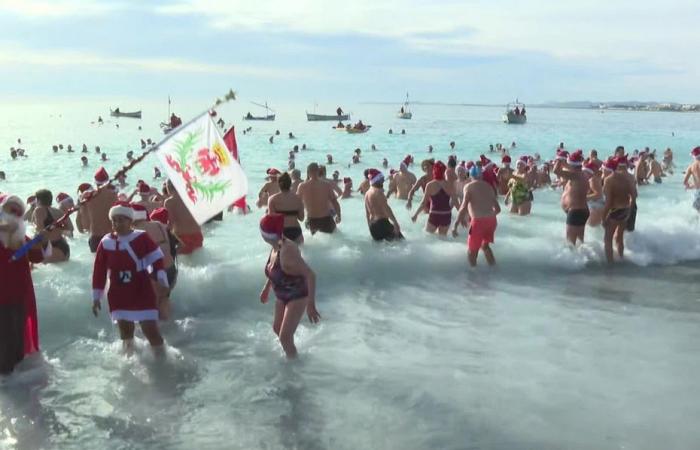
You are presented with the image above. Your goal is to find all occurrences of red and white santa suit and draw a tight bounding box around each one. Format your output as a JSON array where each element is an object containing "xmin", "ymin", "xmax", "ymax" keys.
[
  {"xmin": 0, "ymin": 194, "xmax": 45, "ymax": 373},
  {"xmin": 92, "ymin": 204, "xmax": 169, "ymax": 322}
]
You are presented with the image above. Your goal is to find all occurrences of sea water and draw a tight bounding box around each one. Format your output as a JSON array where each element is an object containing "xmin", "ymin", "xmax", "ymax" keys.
[{"xmin": 1, "ymin": 100, "xmax": 700, "ymax": 450}]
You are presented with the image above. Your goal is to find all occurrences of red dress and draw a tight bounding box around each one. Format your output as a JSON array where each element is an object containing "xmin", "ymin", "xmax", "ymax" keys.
[
  {"xmin": 92, "ymin": 230, "xmax": 168, "ymax": 322},
  {"xmin": 0, "ymin": 238, "xmax": 43, "ymax": 357}
]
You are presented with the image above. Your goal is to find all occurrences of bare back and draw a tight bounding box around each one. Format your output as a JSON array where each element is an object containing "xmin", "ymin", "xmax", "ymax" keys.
[
  {"xmin": 165, "ymin": 195, "xmax": 201, "ymax": 235},
  {"xmin": 297, "ymin": 179, "xmax": 337, "ymax": 218},
  {"xmin": 604, "ymin": 172, "xmax": 634, "ymax": 210},
  {"xmin": 365, "ymin": 187, "xmax": 391, "ymax": 221},
  {"xmin": 86, "ymin": 187, "xmax": 118, "ymax": 236}
]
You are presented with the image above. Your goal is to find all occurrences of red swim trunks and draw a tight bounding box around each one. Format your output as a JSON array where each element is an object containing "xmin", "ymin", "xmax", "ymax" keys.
[
  {"xmin": 468, "ymin": 216, "xmax": 497, "ymax": 253},
  {"xmin": 177, "ymin": 232, "xmax": 203, "ymax": 255}
]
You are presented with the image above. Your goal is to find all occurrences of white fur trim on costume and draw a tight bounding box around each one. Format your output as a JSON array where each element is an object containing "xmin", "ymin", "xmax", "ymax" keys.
[
  {"xmin": 583, "ymin": 167, "xmax": 594, "ymax": 174},
  {"xmin": 370, "ymin": 173, "xmax": 384, "ymax": 184},
  {"xmin": 156, "ymin": 270, "xmax": 169, "ymax": 288},
  {"xmin": 111, "ymin": 309, "xmax": 159, "ymax": 322},
  {"xmin": 109, "ymin": 205, "xmax": 134, "ymax": 220},
  {"xmin": 142, "ymin": 248, "xmax": 164, "ymax": 270},
  {"xmin": 260, "ymin": 230, "xmax": 280, "ymax": 241},
  {"xmin": 567, "ymin": 160, "xmax": 583, "ymax": 166},
  {"xmin": 132, "ymin": 210, "xmax": 148, "ymax": 221}
]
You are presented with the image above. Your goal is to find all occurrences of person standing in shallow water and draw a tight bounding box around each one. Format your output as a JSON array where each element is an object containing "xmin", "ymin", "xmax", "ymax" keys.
[
  {"xmin": 296, "ymin": 162, "xmax": 341, "ymax": 234},
  {"xmin": 92, "ymin": 202, "xmax": 169, "ymax": 355},
  {"xmin": 32, "ymin": 189, "xmax": 71, "ymax": 262},
  {"xmin": 554, "ymin": 150, "xmax": 590, "ymax": 245},
  {"xmin": 268, "ymin": 173, "xmax": 305, "ymax": 244},
  {"xmin": 259, "ymin": 214, "xmax": 320, "ymax": 358},
  {"xmin": 602, "ymin": 157, "xmax": 636, "ymax": 264},
  {"xmin": 452, "ymin": 165, "xmax": 500, "ymax": 267},
  {"xmin": 411, "ymin": 161, "xmax": 459, "ymax": 236},
  {"xmin": 364, "ymin": 169, "xmax": 403, "ymax": 241}
]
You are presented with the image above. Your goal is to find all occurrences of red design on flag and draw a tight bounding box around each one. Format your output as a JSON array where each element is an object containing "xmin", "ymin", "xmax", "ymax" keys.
[
  {"xmin": 223, "ymin": 127, "xmax": 247, "ymax": 212},
  {"xmin": 197, "ymin": 148, "xmax": 221, "ymax": 176}
]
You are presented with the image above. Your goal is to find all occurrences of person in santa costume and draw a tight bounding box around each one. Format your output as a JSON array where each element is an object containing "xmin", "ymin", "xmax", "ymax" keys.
[
  {"xmin": 0, "ymin": 194, "xmax": 47, "ymax": 375},
  {"xmin": 259, "ymin": 214, "xmax": 320, "ymax": 358},
  {"xmin": 91, "ymin": 202, "xmax": 169, "ymax": 355}
]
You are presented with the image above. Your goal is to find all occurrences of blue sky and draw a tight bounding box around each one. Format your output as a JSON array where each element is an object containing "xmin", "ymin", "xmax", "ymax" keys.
[{"xmin": 0, "ymin": 0, "xmax": 698, "ymax": 104}]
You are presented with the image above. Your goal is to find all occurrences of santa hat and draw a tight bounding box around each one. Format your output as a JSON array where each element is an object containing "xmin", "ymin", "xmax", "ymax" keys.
[
  {"xmin": 400, "ymin": 155, "xmax": 413, "ymax": 170},
  {"xmin": 567, "ymin": 150, "xmax": 584, "ymax": 167},
  {"xmin": 0, "ymin": 194, "xmax": 25, "ymax": 214},
  {"xmin": 26, "ymin": 195, "xmax": 36, "ymax": 206},
  {"xmin": 432, "ymin": 161, "xmax": 447, "ymax": 180},
  {"xmin": 108, "ymin": 201, "xmax": 134, "ymax": 220},
  {"xmin": 389, "ymin": 169, "xmax": 397, "ymax": 176},
  {"xmin": 149, "ymin": 207, "xmax": 169, "ymax": 225},
  {"xmin": 266, "ymin": 168, "xmax": 281, "ymax": 176},
  {"xmin": 691, "ymin": 147, "xmax": 700, "ymax": 160},
  {"xmin": 603, "ymin": 157, "xmax": 618, "ymax": 172},
  {"xmin": 138, "ymin": 183, "xmax": 151, "ymax": 195},
  {"xmin": 516, "ymin": 159, "xmax": 526, "ymax": 167},
  {"xmin": 260, "ymin": 213, "xmax": 285, "ymax": 241},
  {"xmin": 583, "ymin": 161, "xmax": 597, "ymax": 174},
  {"xmin": 556, "ymin": 150, "xmax": 569, "ymax": 161},
  {"xmin": 130, "ymin": 203, "xmax": 148, "ymax": 221},
  {"xmin": 56, "ymin": 192, "xmax": 73, "ymax": 205},
  {"xmin": 502, "ymin": 155, "xmax": 512, "ymax": 164},
  {"xmin": 94, "ymin": 167, "xmax": 109, "ymax": 186},
  {"xmin": 77, "ymin": 182, "xmax": 93, "ymax": 193},
  {"xmin": 615, "ymin": 155, "xmax": 629, "ymax": 167},
  {"xmin": 367, "ymin": 168, "xmax": 384, "ymax": 185},
  {"xmin": 480, "ymin": 155, "xmax": 494, "ymax": 169}
]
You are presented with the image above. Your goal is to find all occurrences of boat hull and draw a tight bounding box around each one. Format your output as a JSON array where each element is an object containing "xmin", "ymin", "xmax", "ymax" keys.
[
  {"xmin": 307, "ymin": 113, "xmax": 350, "ymax": 121},
  {"xmin": 397, "ymin": 112, "xmax": 412, "ymax": 119},
  {"xmin": 503, "ymin": 112, "xmax": 526, "ymax": 124},
  {"xmin": 244, "ymin": 114, "xmax": 275, "ymax": 121},
  {"xmin": 346, "ymin": 125, "xmax": 371, "ymax": 134},
  {"xmin": 110, "ymin": 110, "xmax": 142, "ymax": 119}
]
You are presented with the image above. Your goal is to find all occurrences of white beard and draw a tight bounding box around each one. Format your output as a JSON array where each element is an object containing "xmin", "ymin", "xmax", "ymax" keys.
[{"xmin": 0, "ymin": 211, "xmax": 27, "ymax": 248}]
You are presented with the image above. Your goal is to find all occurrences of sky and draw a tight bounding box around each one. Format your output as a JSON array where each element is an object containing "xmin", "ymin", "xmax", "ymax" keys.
[{"xmin": 0, "ymin": 0, "xmax": 698, "ymax": 104}]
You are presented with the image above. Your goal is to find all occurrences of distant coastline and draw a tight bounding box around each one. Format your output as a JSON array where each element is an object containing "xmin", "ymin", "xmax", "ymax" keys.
[{"xmin": 362, "ymin": 100, "xmax": 700, "ymax": 112}]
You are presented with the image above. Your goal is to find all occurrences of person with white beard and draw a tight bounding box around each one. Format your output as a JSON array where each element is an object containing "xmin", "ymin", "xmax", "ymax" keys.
[{"xmin": 0, "ymin": 194, "xmax": 48, "ymax": 375}]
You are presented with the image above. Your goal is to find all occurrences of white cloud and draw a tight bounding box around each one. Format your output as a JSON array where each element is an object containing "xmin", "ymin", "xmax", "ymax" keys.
[
  {"xmin": 0, "ymin": 44, "xmax": 317, "ymax": 79},
  {"xmin": 0, "ymin": 0, "xmax": 122, "ymax": 18},
  {"xmin": 155, "ymin": 0, "xmax": 700, "ymax": 72}
]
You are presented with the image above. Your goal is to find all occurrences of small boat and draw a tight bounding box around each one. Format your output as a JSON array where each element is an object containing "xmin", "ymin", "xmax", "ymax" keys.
[
  {"xmin": 110, "ymin": 108, "xmax": 142, "ymax": 119},
  {"xmin": 397, "ymin": 93, "xmax": 412, "ymax": 119},
  {"xmin": 346, "ymin": 125, "xmax": 371, "ymax": 134},
  {"xmin": 244, "ymin": 101, "xmax": 276, "ymax": 121},
  {"xmin": 307, "ymin": 112, "xmax": 350, "ymax": 121},
  {"xmin": 502, "ymin": 101, "xmax": 527, "ymax": 124}
]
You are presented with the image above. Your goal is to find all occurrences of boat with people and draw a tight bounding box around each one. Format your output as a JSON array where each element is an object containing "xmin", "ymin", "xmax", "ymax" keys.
[
  {"xmin": 397, "ymin": 93, "xmax": 412, "ymax": 119},
  {"xmin": 110, "ymin": 108, "xmax": 142, "ymax": 119},
  {"xmin": 346, "ymin": 121, "xmax": 371, "ymax": 134},
  {"xmin": 307, "ymin": 105, "xmax": 350, "ymax": 121},
  {"xmin": 159, "ymin": 96, "xmax": 182, "ymax": 134},
  {"xmin": 244, "ymin": 101, "xmax": 276, "ymax": 121},
  {"xmin": 503, "ymin": 101, "xmax": 527, "ymax": 124}
]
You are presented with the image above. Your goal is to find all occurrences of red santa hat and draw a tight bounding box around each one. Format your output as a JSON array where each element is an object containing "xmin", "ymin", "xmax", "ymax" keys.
[
  {"xmin": 94, "ymin": 166, "xmax": 109, "ymax": 186},
  {"xmin": 138, "ymin": 183, "xmax": 151, "ymax": 195},
  {"xmin": 691, "ymin": 146, "xmax": 700, "ymax": 160},
  {"xmin": 367, "ymin": 168, "xmax": 384, "ymax": 185},
  {"xmin": 583, "ymin": 161, "xmax": 597, "ymax": 174},
  {"xmin": 614, "ymin": 155, "xmax": 629, "ymax": 167},
  {"xmin": 149, "ymin": 207, "xmax": 169, "ymax": 225},
  {"xmin": 432, "ymin": 161, "xmax": 447, "ymax": 180},
  {"xmin": 556, "ymin": 149, "xmax": 569, "ymax": 161},
  {"xmin": 108, "ymin": 201, "xmax": 134, "ymax": 220},
  {"xmin": 480, "ymin": 155, "xmax": 494, "ymax": 169},
  {"xmin": 26, "ymin": 195, "xmax": 36, "ymax": 206},
  {"xmin": 56, "ymin": 192, "xmax": 73, "ymax": 205},
  {"xmin": 77, "ymin": 182, "xmax": 93, "ymax": 193},
  {"xmin": 502, "ymin": 155, "xmax": 512, "ymax": 164},
  {"xmin": 0, "ymin": 194, "xmax": 25, "ymax": 215},
  {"xmin": 130, "ymin": 203, "xmax": 148, "ymax": 221},
  {"xmin": 266, "ymin": 168, "xmax": 281, "ymax": 176},
  {"xmin": 603, "ymin": 157, "xmax": 618, "ymax": 172},
  {"xmin": 400, "ymin": 155, "xmax": 413, "ymax": 170},
  {"xmin": 567, "ymin": 150, "xmax": 584, "ymax": 166},
  {"xmin": 260, "ymin": 213, "xmax": 285, "ymax": 241}
]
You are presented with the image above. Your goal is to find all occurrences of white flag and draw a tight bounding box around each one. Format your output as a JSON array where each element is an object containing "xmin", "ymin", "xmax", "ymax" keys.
[{"xmin": 156, "ymin": 113, "xmax": 248, "ymax": 224}]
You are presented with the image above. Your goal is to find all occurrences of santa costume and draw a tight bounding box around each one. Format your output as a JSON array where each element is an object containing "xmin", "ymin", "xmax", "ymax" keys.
[
  {"xmin": 92, "ymin": 202, "xmax": 169, "ymax": 322},
  {"xmin": 0, "ymin": 194, "xmax": 44, "ymax": 374}
]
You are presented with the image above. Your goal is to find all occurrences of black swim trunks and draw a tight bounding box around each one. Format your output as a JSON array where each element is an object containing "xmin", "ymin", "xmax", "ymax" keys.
[
  {"xmin": 369, "ymin": 218, "xmax": 398, "ymax": 241},
  {"xmin": 89, "ymin": 234, "xmax": 103, "ymax": 253},
  {"xmin": 51, "ymin": 238, "xmax": 70, "ymax": 259},
  {"xmin": 607, "ymin": 208, "xmax": 630, "ymax": 222},
  {"xmin": 566, "ymin": 208, "xmax": 590, "ymax": 226},
  {"xmin": 308, "ymin": 216, "xmax": 336, "ymax": 234},
  {"xmin": 283, "ymin": 227, "xmax": 303, "ymax": 242}
]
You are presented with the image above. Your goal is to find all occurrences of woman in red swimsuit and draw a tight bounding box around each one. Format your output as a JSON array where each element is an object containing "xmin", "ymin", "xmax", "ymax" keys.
[
  {"xmin": 259, "ymin": 214, "xmax": 320, "ymax": 358},
  {"xmin": 411, "ymin": 161, "xmax": 459, "ymax": 235}
]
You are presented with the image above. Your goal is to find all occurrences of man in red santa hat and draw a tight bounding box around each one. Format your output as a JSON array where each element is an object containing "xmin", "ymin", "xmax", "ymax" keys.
[
  {"xmin": 0, "ymin": 194, "xmax": 47, "ymax": 374},
  {"xmin": 85, "ymin": 166, "xmax": 118, "ymax": 253},
  {"xmin": 91, "ymin": 201, "xmax": 169, "ymax": 355},
  {"xmin": 554, "ymin": 149, "xmax": 590, "ymax": 245}
]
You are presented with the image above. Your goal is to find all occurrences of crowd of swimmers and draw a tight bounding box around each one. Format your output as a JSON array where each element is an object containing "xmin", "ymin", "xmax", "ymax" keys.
[{"xmin": 2, "ymin": 123, "xmax": 700, "ymax": 370}]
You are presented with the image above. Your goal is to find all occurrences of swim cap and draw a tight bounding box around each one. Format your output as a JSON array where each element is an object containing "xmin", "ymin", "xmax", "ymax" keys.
[
  {"xmin": 432, "ymin": 161, "xmax": 447, "ymax": 180},
  {"xmin": 469, "ymin": 165, "xmax": 482, "ymax": 179}
]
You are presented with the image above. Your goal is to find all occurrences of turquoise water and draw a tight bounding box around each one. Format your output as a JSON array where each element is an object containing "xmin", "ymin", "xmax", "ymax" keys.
[{"xmin": 1, "ymin": 100, "xmax": 700, "ymax": 450}]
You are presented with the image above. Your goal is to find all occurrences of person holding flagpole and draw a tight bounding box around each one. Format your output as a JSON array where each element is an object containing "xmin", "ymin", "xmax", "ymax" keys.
[
  {"xmin": 91, "ymin": 202, "xmax": 169, "ymax": 355},
  {"xmin": 259, "ymin": 214, "xmax": 320, "ymax": 358}
]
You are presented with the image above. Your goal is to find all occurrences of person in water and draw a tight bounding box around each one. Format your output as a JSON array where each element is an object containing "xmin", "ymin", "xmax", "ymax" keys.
[
  {"xmin": 85, "ymin": 167, "xmax": 118, "ymax": 253},
  {"xmin": 505, "ymin": 160, "xmax": 532, "ymax": 215},
  {"xmin": 257, "ymin": 168, "xmax": 282, "ymax": 208},
  {"xmin": 683, "ymin": 147, "xmax": 700, "ymax": 212},
  {"xmin": 646, "ymin": 153, "xmax": 663, "ymax": 183},
  {"xmin": 602, "ymin": 157, "xmax": 636, "ymax": 264},
  {"xmin": 32, "ymin": 189, "xmax": 71, "ymax": 262},
  {"xmin": 453, "ymin": 165, "xmax": 500, "ymax": 267},
  {"xmin": 268, "ymin": 173, "xmax": 305, "ymax": 244},
  {"xmin": 411, "ymin": 161, "xmax": 459, "ymax": 236},
  {"xmin": 554, "ymin": 150, "xmax": 590, "ymax": 245},
  {"xmin": 296, "ymin": 163, "xmax": 341, "ymax": 235},
  {"xmin": 387, "ymin": 156, "xmax": 417, "ymax": 200},
  {"xmin": 497, "ymin": 155, "xmax": 513, "ymax": 195},
  {"xmin": 259, "ymin": 214, "xmax": 319, "ymax": 359},
  {"xmin": 164, "ymin": 179, "xmax": 203, "ymax": 255},
  {"xmin": 585, "ymin": 161, "xmax": 605, "ymax": 227},
  {"xmin": 91, "ymin": 202, "xmax": 169, "ymax": 356},
  {"xmin": 341, "ymin": 177, "xmax": 353, "ymax": 199},
  {"xmin": 364, "ymin": 169, "xmax": 403, "ymax": 241},
  {"xmin": 406, "ymin": 158, "xmax": 435, "ymax": 210}
]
